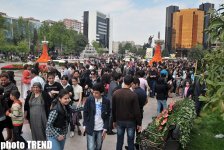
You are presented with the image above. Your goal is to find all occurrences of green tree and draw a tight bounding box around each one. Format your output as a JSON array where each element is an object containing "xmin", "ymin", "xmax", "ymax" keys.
[
  {"xmin": 74, "ymin": 34, "xmax": 88, "ymax": 55},
  {"xmin": 136, "ymin": 47, "xmax": 146, "ymax": 57},
  {"xmin": 92, "ymin": 41, "xmax": 104, "ymax": 54},
  {"xmin": 188, "ymin": 44, "xmax": 206, "ymax": 61},
  {"xmin": 162, "ymin": 48, "xmax": 169, "ymax": 57},
  {"xmin": 205, "ymin": 4, "xmax": 224, "ymax": 44},
  {"xmin": 17, "ymin": 40, "xmax": 29, "ymax": 53},
  {"xmin": 0, "ymin": 15, "xmax": 6, "ymax": 49},
  {"xmin": 199, "ymin": 4, "xmax": 224, "ymax": 119},
  {"xmin": 118, "ymin": 43, "xmax": 125, "ymax": 57}
]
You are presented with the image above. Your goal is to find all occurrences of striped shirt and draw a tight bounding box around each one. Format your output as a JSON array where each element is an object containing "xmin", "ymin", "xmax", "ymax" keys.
[{"xmin": 8, "ymin": 101, "xmax": 23, "ymax": 126}]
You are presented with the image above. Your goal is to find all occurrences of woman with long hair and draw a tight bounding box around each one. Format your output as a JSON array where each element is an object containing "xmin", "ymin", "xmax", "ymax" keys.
[{"xmin": 46, "ymin": 89, "xmax": 71, "ymax": 150}]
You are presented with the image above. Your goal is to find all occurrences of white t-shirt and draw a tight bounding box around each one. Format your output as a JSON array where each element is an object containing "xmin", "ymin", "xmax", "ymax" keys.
[
  {"xmin": 30, "ymin": 76, "xmax": 45, "ymax": 90},
  {"xmin": 139, "ymin": 77, "xmax": 148, "ymax": 91},
  {"xmin": 72, "ymin": 84, "xmax": 83, "ymax": 100},
  {"xmin": 94, "ymin": 98, "xmax": 104, "ymax": 131}
]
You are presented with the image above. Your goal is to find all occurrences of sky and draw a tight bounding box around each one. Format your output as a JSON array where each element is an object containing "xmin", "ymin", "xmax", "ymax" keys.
[{"xmin": 0, "ymin": 0, "xmax": 223, "ymax": 45}]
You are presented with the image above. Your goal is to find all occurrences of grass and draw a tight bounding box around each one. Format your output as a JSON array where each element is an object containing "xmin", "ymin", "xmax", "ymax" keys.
[{"xmin": 187, "ymin": 110, "xmax": 224, "ymax": 150}]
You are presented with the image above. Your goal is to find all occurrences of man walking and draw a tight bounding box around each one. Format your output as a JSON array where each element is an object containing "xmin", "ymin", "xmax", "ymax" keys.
[{"xmin": 112, "ymin": 75, "xmax": 141, "ymax": 150}]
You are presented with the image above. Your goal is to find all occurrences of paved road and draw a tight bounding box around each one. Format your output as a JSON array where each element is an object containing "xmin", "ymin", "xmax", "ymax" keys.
[{"xmin": 1, "ymin": 62, "xmax": 180, "ymax": 150}]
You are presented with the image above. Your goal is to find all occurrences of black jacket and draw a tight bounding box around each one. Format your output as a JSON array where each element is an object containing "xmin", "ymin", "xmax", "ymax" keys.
[
  {"xmin": 51, "ymin": 101, "xmax": 69, "ymax": 129},
  {"xmin": 83, "ymin": 96, "xmax": 110, "ymax": 135},
  {"xmin": 155, "ymin": 83, "xmax": 168, "ymax": 100},
  {"xmin": 24, "ymin": 91, "xmax": 51, "ymax": 121}
]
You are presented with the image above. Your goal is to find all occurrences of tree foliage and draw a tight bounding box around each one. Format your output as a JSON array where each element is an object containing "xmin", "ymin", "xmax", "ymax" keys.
[
  {"xmin": 200, "ymin": 4, "xmax": 224, "ymax": 119},
  {"xmin": 92, "ymin": 41, "xmax": 104, "ymax": 54},
  {"xmin": 205, "ymin": 4, "xmax": 224, "ymax": 44},
  {"xmin": 38, "ymin": 22, "xmax": 87, "ymax": 55}
]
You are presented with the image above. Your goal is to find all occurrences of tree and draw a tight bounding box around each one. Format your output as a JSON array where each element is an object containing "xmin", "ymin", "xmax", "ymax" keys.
[
  {"xmin": 92, "ymin": 41, "xmax": 104, "ymax": 54},
  {"xmin": 136, "ymin": 47, "xmax": 146, "ymax": 57},
  {"xmin": 162, "ymin": 48, "xmax": 169, "ymax": 57},
  {"xmin": 17, "ymin": 40, "xmax": 29, "ymax": 53},
  {"xmin": 199, "ymin": 4, "xmax": 224, "ymax": 119},
  {"xmin": 74, "ymin": 34, "xmax": 88, "ymax": 55},
  {"xmin": 188, "ymin": 44, "xmax": 206, "ymax": 61},
  {"xmin": 0, "ymin": 15, "xmax": 6, "ymax": 49},
  {"xmin": 118, "ymin": 43, "xmax": 125, "ymax": 57},
  {"xmin": 205, "ymin": 4, "xmax": 224, "ymax": 44}
]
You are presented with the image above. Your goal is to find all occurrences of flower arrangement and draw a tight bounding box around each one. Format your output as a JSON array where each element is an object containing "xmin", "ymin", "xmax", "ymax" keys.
[
  {"xmin": 138, "ymin": 100, "xmax": 196, "ymax": 149},
  {"xmin": 1, "ymin": 64, "xmax": 24, "ymax": 70}
]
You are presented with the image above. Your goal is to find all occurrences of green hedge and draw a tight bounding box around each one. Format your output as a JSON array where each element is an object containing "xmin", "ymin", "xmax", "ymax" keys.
[{"xmin": 138, "ymin": 99, "xmax": 196, "ymax": 149}]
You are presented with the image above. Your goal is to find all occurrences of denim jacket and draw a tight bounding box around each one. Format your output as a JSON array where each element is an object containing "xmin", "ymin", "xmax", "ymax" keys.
[{"xmin": 83, "ymin": 95, "xmax": 110, "ymax": 135}]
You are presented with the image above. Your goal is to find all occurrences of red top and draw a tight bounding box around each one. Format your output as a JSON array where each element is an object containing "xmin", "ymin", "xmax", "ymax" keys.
[{"xmin": 22, "ymin": 70, "xmax": 31, "ymax": 84}]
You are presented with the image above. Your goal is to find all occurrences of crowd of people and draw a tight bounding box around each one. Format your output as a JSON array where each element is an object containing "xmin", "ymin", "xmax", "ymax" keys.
[{"xmin": 0, "ymin": 58, "xmax": 205, "ymax": 150}]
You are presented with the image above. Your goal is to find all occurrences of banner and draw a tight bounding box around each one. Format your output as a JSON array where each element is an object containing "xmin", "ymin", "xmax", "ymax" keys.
[{"xmin": 145, "ymin": 48, "xmax": 153, "ymax": 59}]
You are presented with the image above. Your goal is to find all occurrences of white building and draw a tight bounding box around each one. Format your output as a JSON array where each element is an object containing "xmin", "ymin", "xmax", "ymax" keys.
[{"xmin": 83, "ymin": 11, "xmax": 112, "ymax": 53}]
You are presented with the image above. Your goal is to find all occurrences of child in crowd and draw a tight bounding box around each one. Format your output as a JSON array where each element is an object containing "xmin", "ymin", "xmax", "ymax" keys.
[
  {"xmin": 44, "ymin": 72, "xmax": 63, "ymax": 102},
  {"xmin": 183, "ymin": 80, "xmax": 193, "ymax": 98},
  {"xmin": 70, "ymin": 77, "xmax": 83, "ymax": 137},
  {"xmin": 61, "ymin": 75, "xmax": 74, "ymax": 100},
  {"xmin": 6, "ymin": 90, "xmax": 28, "ymax": 148}
]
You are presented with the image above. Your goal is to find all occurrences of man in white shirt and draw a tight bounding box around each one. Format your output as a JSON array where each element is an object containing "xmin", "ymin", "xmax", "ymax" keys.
[{"xmin": 83, "ymin": 83, "xmax": 110, "ymax": 150}]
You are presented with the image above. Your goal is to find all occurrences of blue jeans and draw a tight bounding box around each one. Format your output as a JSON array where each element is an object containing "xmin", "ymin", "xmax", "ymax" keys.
[
  {"xmin": 116, "ymin": 121, "xmax": 136, "ymax": 150},
  {"xmin": 150, "ymin": 80, "xmax": 156, "ymax": 97},
  {"xmin": 87, "ymin": 130, "xmax": 103, "ymax": 150},
  {"xmin": 157, "ymin": 100, "xmax": 167, "ymax": 114},
  {"xmin": 48, "ymin": 137, "xmax": 66, "ymax": 150}
]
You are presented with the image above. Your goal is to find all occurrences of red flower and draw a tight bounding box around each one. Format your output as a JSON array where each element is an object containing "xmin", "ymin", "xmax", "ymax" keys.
[
  {"xmin": 162, "ymin": 109, "xmax": 168, "ymax": 115},
  {"xmin": 169, "ymin": 102, "xmax": 174, "ymax": 112},
  {"xmin": 161, "ymin": 118, "xmax": 168, "ymax": 125},
  {"xmin": 158, "ymin": 126, "xmax": 163, "ymax": 130},
  {"xmin": 163, "ymin": 113, "xmax": 168, "ymax": 118}
]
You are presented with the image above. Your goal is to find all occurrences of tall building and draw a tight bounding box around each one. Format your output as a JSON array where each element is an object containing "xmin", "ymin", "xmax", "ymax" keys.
[
  {"xmin": 83, "ymin": 11, "xmax": 111, "ymax": 53},
  {"xmin": 172, "ymin": 9, "xmax": 204, "ymax": 56},
  {"xmin": 199, "ymin": 3, "xmax": 214, "ymax": 48},
  {"xmin": 63, "ymin": 19, "xmax": 82, "ymax": 33},
  {"xmin": 165, "ymin": 3, "xmax": 214, "ymax": 57},
  {"xmin": 165, "ymin": 6, "xmax": 179, "ymax": 54},
  {"xmin": 24, "ymin": 17, "xmax": 42, "ymax": 29},
  {"xmin": 42, "ymin": 19, "xmax": 56, "ymax": 26},
  {"xmin": 0, "ymin": 12, "xmax": 42, "ymax": 39}
]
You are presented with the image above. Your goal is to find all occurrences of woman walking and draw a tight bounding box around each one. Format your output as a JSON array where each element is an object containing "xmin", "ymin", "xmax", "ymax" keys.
[
  {"xmin": 46, "ymin": 89, "xmax": 71, "ymax": 150},
  {"xmin": 24, "ymin": 82, "xmax": 51, "ymax": 141}
]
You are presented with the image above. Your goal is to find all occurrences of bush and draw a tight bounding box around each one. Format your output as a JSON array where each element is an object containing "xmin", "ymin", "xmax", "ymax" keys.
[{"xmin": 138, "ymin": 100, "xmax": 196, "ymax": 149}]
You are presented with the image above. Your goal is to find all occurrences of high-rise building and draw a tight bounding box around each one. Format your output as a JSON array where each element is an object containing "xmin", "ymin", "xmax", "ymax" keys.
[
  {"xmin": 83, "ymin": 11, "xmax": 111, "ymax": 53},
  {"xmin": 0, "ymin": 12, "xmax": 42, "ymax": 39},
  {"xmin": 24, "ymin": 17, "xmax": 42, "ymax": 29},
  {"xmin": 199, "ymin": 3, "xmax": 214, "ymax": 48},
  {"xmin": 165, "ymin": 6, "xmax": 179, "ymax": 54},
  {"xmin": 172, "ymin": 9, "xmax": 204, "ymax": 56},
  {"xmin": 63, "ymin": 19, "xmax": 82, "ymax": 33},
  {"xmin": 165, "ymin": 3, "xmax": 214, "ymax": 56}
]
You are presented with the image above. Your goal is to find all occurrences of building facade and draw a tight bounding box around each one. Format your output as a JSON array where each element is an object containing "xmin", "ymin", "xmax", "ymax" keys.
[
  {"xmin": 0, "ymin": 12, "xmax": 42, "ymax": 39},
  {"xmin": 199, "ymin": 3, "xmax": 214, "ymax": 48},
  {"xmin": 165, "ymin": 3, "xmax": 214, "ymax": 56},
  {"xmin": 83, "ymin": 11, "xmax": 112, "ymax": 53},
  {"xmin": 63, "ymin": 19, "xmax": 81, "ymax": 33},
  {"xmin": 165, "ymin": 6, "xmax": 179, "ymax": 54},
  {"xmin": 172, "ymin": 9, "xmax": 204, "ymax": 50}
]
